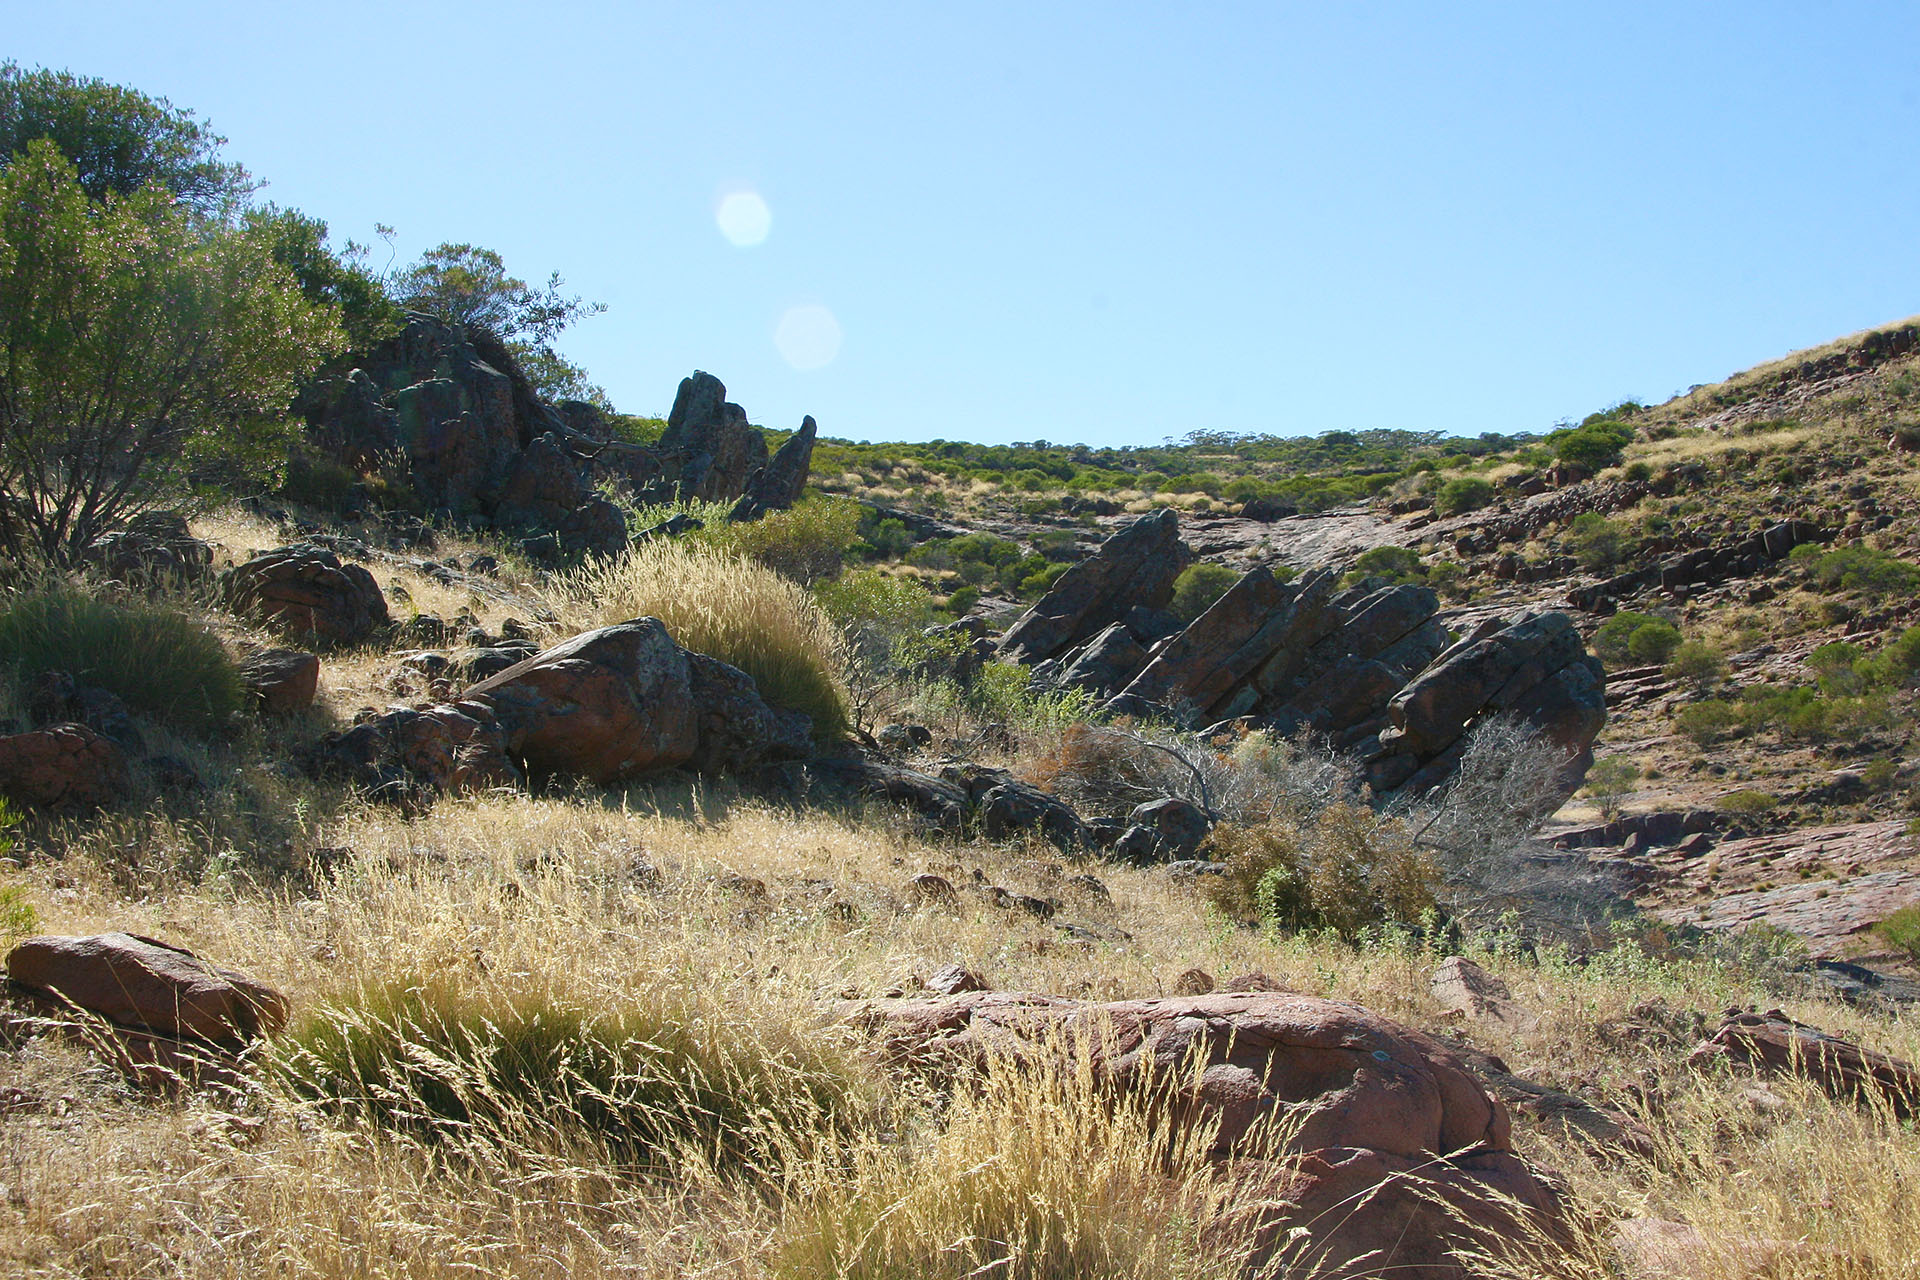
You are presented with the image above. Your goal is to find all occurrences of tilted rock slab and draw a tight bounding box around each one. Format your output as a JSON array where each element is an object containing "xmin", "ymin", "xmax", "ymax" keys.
[
  {"xmin": 999, "ymin": 509, "xmax": 1190, "ymax": 663},
  {"xmin": 844, "ymin": 989, "xmax": 1571, "ymax": 1279}
]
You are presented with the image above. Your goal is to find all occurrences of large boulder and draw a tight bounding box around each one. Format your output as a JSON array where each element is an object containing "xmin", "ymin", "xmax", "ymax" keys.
[
  {"xmin": 847, "ymin": 989, "xmax": 1570, "ymax": 1278},
  {"xmin": 0, "ymin": 723, "xmax": 130, "ymax": 810},
  {"xmin": 1115, "ymin": 567, "xmax": 1340, "ymax": 717},
  {"xmin": 1000, "ymin": 510, "xmax": 1191, "ymax": 663},
  {"xmin": 7, "ymin": 932, "xmax": 288, "ymax": 1047},
  {"xmin": 658, "ymin": 371, "xmax": 770, "ymax": 502},
  {"xmin": 223, "ymin": 544, "xmax": 390, "ymax": 648},
  {"xmin": 309, "ymin": 700, "xmax": 519, "ymax": 802}
]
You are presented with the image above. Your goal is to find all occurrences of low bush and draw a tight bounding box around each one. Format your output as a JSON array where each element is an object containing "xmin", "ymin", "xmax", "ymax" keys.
[
  {"xmin": 1434, "ymin": 475, "xmax": 1495, "ymax": 516},
  {"xmin": 1203, "ymin": 805, "xmax": 1438, "ymax": 943},
  {"xmin": 1626, "ymin": 618, "xmax": 1682, "ymax": 665},
  {"xmin": 277, "ymin": 978, "xmax": 866, "ymax": 1167},
  {"xmin": 1716, "ymin": 789, "xmax": 1779, "ymax": 817},
  {"xmin": 1790, "ymin": 543, "xmax": 1920, "ymax": 594},
  {"xmin": 1593, "ymin": 610, "xmax": 1678, "ymax": 666},
  {"xmin": 1168, "ymin": 562, "xmax": 1239, "ymax": 622},
  {"xmin": 0, "ymin": 585, "xmax": 243, "ymax": 731},
  {"xmin": 1341, "ymin": 545, "xmax": 1425, "ymax": 590},
  {"xmin": 557, "ymin": 541, "xmax": 850, "ymax": 740},
  {"xmin": 1664, "ymin": 640, "xmax": 1726, "ymax": 690},
  {"xmin": 1674, "ymin": 699, "xmax": 1741, "ymax": 745},
  {"xmin": 1875, "ymin": 904, "xmax": 1920, "ymax": 964},
  {"xmin": 700, "ymin": 496, "xmax": 863, "ymax": 585}
]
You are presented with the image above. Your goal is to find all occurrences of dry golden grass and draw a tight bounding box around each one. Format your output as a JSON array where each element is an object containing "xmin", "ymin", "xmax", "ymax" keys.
[{"xmin": 6, "ymin": 774, "xmax": 1920, "ymax": 1277}]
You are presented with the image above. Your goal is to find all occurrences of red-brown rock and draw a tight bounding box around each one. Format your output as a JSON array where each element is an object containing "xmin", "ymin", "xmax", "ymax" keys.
[
  {"xmin": 846, "ymin": 990, "xmax": 1570, "ymax": 1278},
  {"xmin": 239, "ymin": 648, "xmax": 320, "ymax": 715},
  {"xmin": 7, "ymin": 932, "xmax": 288, "ymax": 1047},
  {"xmin": 224, "ymin": 544, "xmax": 390, "ymax": 647},
  {"xmin": 0, "ymin": 723, "xmax": 130, "ymax": 810},
  {"xmin": 1690, "ymin": 1009, "xmax": 1920, "ymax": 1116}
]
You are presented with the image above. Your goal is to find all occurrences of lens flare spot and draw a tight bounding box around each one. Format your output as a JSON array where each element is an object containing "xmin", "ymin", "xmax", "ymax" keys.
[
  {"xmin": 715, "ymin": 190, "xmax": 771, "ymax": 247},
  {"xmin": 775, "ymin": 305, "xmax": 842, "ymax": 371}
]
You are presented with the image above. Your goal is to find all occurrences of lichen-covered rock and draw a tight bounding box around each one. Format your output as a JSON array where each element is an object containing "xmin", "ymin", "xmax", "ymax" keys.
[
  {"xmin": 239, "ymin": 648, "xmax": 320, "ymax": 715},
  {"xmin": 728, "ymin": 414, "xmax": 818, "ymax": 521},
  {"xmin": 658, "ymin": 371, "xmax": 770, "ymax": 502}
]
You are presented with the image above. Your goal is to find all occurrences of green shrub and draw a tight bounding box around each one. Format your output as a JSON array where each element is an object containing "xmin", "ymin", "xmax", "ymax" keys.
[
  {"xmin": 1342, "ymin": 545, "xmax": 1425, "ymax": 589},
  {"xmin": 0, "ymin": 586, "xmax": 243, "ymax": 731},
  {"xmin": 969, "ymin": 661, "xmax": 1097, "ymax": 737},
  {"xmin": 1664, "ymin": 640, "xmax": 1726, "ymax": 690},
  {"xmin": 1203, "ymin": 806, "xmax": 1438, "ymax": 944},
  {"xmin": 1552, "ymin": 424, "xmax": 1632, "ymax": 471},
  {"xmin": 1875, "ymin": 904, "xmax": 1920, "ymax": 964},
  {"xmin": 1168, "ymin": 562, "xmax": 1240, "ymax": 622},
  {"xmin": 1626, "ymin": 619, "xmax": 1682, "ymax": 665},
  {"xmin": 699, "ymin": 497, "xmax": 863, "ymax": 585},
  {"xmin": 1791, "ymin": 543, "xmax": 1920, "ymax": 594},
  {"xmin": 277, "ymin": 978, "xmax": 866, "ymax": 1166},
  {"xmin": 1582, "ymin": 757, "xmax": 1640, "ymax": 820},
  {"xmin": 1808, "ymin": 641, "xmax": 1867, "ymax": 696},
  {"xmin": 1716, "ymin": 789, "xmax": 1779, "ymax": 817},
  {"xmin": 944, "ymin": 585, "xmax": 980, "ymax": 616},
  {"xmin": 1593, "ymin": 611, "xmax": 1672, "ymax": 665},
  {"xmin": 1434, "ymin": 476, "xmax": 1495, "ymax": 516},
  {"xmin": 1568, "ymin": 513, "xmax": 1628, "ymax": 572},
  {"xmin": 1674, "ymin": 699, "xmax": 1740, "ymax": 746},
  {"xmin": 1860, "ymin": 626, "xmax": 1920, "ymax": 688}
]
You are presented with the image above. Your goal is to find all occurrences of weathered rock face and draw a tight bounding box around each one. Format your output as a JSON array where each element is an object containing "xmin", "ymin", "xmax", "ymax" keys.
[
  {"xmin": 223, "ymin": 544, "xmax": 391, "ymax": 648},
  {"xmin": 492, "ymin": 433, "xmax": 628, "ymax": 560},
  {"xmin": 82, "ymin": 512, "xmax": 214, "ymax": 585},
  {"xmin": 0, "ymin": 723, "xmax": 130, "ymax": 810},
  {"xmin": 7, "ymin": 932, "xmax": 288, "ymax": 1047},
  {"xmin": 239, "ymin": 648, "xmax": 320, "ymax": 715},
  {"xmin": 729, "ymin": 415, "xmax": 819, "ymax": 521},
  {"xmin": 1691, "ymin": 1009, "xmax": 1920, "ymax": 1117},
  {"xmin": 846, "ymin": 989, "xmax": 1570, "ymax": 1279},
  {"xmin": 1058, "ymin": 553, "xmax": 1605, "ymax": 803},
  {"xmin": 658, "ymin": 371, "xmax": 770, "ymax": 502},
  {"xmin": 312, "ymin": 619, "xmax": 811, "ymax": 799},
  {"xmin": 1000, "ymin": 510, "xmax": 1191, "ymax": 663}
]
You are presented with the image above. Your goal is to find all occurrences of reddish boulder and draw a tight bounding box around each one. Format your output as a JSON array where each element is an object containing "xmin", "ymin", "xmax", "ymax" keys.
[
  {"xmin": 0, "ymin": 723, "xmax": 129, "ymax": 810},
  {"xmin": 310, "ymin": 700, "xmax": 519, "ymax": 803},
  {"xmin": 847, "ymin": 990, "xmax": 1570, "ymax": 1278},
  {"xmin": 224, "ymin": 544, "xmax": 390, "ymax": 647},
  {"xmin": 1690, "ymin": 1009, "xmax": 1920, "ymax": 1116},
  {"xmin": 7, "ymin": 932, "xmax": 287, "ymax": 1046},
  {"xmin": 239, "ymin": 648, "xmax": 320, "ymax": 715}
]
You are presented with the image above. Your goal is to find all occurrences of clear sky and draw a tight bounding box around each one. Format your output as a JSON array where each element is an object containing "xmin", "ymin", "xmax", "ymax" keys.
[{"xmin": 13, "ymin": 3, "xmax": 1920, "ymax": 446}]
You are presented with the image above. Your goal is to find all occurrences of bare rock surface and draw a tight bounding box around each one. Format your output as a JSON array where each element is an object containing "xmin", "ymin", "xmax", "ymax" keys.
[
  {"xmin": 844, "ymin": 989, "xmax": 1570, "ymax": 1278},
  {"xmin": 223, "ymin": 544, "xmax": 390, "ymax": 647},
  {"xmin": 7, "ymin": 932, "xmax": 287, "ymax": 1047},
  {"xmin": 1690, "ymin": 1008, "xmax": 1920, "ymax": 1116},
  {"xmin": 239, "ymin": 648, "xmax": 320, "ymax": 715},
  {"xmin": 1000, "ymin": 509, "xmax": 1190, "ymax": 663}
]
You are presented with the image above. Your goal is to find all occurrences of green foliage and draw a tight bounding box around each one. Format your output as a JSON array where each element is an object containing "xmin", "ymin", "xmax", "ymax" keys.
[
  {"xmin": 1859, "ymin": 626, "xmax": 1920, "ymax": 688},
  {"xmin": 1568, "ymin": 512, "xmax": 1629, "ymax": 572},
  {"xmin": 0, "ymin": 586, "xmax": 244, "ymax": 731},
  {"xmin": 1593, "ymin": 611, "xmax": 1672, "ymax": 666},
  {"xmin": 1674, "ymin": 699, "xmax": 1741, "ymax": 746},
  {"xmin": 511, "ymin": 341, "xmax": 611, "ymax": 410},
  {"xmin": 1664, "ymin": 640, "xmax": 1727, "ymax": 691},
  {"xmin": 1203, "ymin": 807, "xmax": 1439, "ymax": 944},
  {"xmin": 1874, "ymin": 904, "xmax": 1920, "ymax": 964},
  {"xmin": 0, "ymin": 61, "xmax": 252, "ymax": 214},
  {"xmin": 813, "ymin": 570, "xmax": 936, "ymax": 633},
  {"xmin": 697, "ymin": 497, "xmax": 863, "ymax": 586},
  {"xmin": 608, "ymin": 415, "xmax": 669, "ymax": 446},
  {"xmin": 1550, "ymin": 418, "xmax": 1633, "ymax": 471},
  {"xmin": 968, "ymin": 662, "xmax": 1097, "ymax": 736},
  {"xmin": 392, "ymin": 242, "xmax": 605, "ymax": 346},
  {"xmin": 1583, "ymin": 756, "xmax": 1640, "ymax": 820},
  {"xmin": 247, "ymin": 205, "xmax": 400, "ymax": 349},
  {"xmin": 1682, "ymin": 682, "xmax": 1893, "ymax": 746},
  {"xmin": 1341, "ymin": 545, "xmax": 1426, "ymax": 590},
  {"xmin": 0, "ymin": 139, "xmax": 342, "ymax": 564},
  {"xmin": 1790, "ymin": 543, "xmax": 1920, "ymax": 594},
  {"xmin": 1716, "ymin": 789, "xmax": 1779, "ymax": 817},
  {"xmin": 277, "ymin": 979, "xmax": 865, "ymax": 1166},
  {"xmin": 1625, "ymin": 618, "xmax": 1682, "ymax": 665},
  {"xmin": 1169, "ymin": 562, "xmax": 1239, "ymax": 622},
  {"xmin": 1433, "ymin": 475, "xmax": 1495, "ymax": 516}
]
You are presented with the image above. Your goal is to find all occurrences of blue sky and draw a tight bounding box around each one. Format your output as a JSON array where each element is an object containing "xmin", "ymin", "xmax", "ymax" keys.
[{"xmin": 14, "ymin": 3, "xmax": 1920, "ymax": 446}]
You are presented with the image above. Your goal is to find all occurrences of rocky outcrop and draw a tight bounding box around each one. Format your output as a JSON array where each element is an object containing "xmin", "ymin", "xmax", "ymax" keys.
[
  {"xmin": 223, "ymin": 544, "xmax": 391, "ymax": 648},
  {"xmin": 845, "ymin": 989, "xmax": 1570, "ymax": 1278},
  {"xmin": 1569, "ymin": 519, "xmax": 1828, "ymax": 611},
  {"xmin": 310, "ymin": 618, "xmax": 812, "ymax": 799},
  {"xmin": 239, "ymin": 648, "xmax": 320, "ymax": 715},
  {"xmin": 1691, "ymin": 1009, "xmax": 1920, "ymax": 1116},
  {"xmin": 299, "ymin": 323, "xmax": 810, "ymax": 555},
  {"xmin": 729, "ymin": 415, "xmax": 819, "ymax": 521},
  {"xmin": 657, "ymin": 371, "xmax": 770, "ymax": 502},
  {"xmin": 1000, "ymin": 510, "xmax": 1190, "ymax": 663},
  {"xmin": 0, "ymin": 723, "xmax": 130, "ymax": 810},
  {"xmin": 1058, "ymin": 553, "xmax": 1605, "ymax": 803},
  {"xmin": 7, "ymin": 932, "xmax": 288, "ymax": 1048}
]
